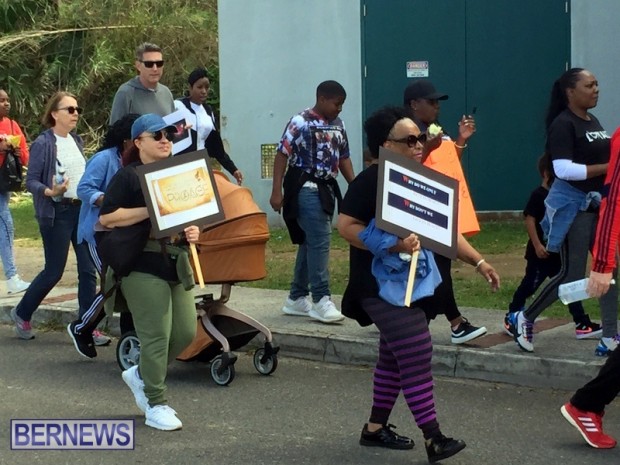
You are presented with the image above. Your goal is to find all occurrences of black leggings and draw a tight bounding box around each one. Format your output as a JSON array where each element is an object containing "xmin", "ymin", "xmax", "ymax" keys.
[{"xmin": 523, "ymin": 212, "xmax": 618, "ymax": 337}]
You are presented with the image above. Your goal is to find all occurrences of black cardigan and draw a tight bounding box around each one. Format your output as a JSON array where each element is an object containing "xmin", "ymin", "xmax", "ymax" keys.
[{"xmin": 177, "ymin": 97, "xmax": 238, "ymax": 175}]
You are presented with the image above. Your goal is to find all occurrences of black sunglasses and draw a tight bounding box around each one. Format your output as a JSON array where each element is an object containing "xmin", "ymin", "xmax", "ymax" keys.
[
  {"xmin": 387, "ymin": 133, "xmax": 427, "ymax": 147},
  {"xmin": 57, "ymin": 106, "xmax": 83, "ymax": 115},
  {"xmin": 139, "ymin": 130, "xmax": 175, "ymax": 142},
  {"xmin": 141, "ymin": 60, "xmax": 165, "ymax": 68}
]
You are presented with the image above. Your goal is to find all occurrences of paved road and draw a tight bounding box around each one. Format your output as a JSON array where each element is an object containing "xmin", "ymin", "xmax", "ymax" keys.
[{"xmin": 1, "ymin": 325, "xmax": 619, "ymax": 465}]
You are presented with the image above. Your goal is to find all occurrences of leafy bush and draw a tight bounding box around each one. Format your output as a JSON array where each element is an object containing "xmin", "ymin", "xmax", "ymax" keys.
[{"xmin": 0, "ymin": 0, "xmax": 219, "ymax": 155}]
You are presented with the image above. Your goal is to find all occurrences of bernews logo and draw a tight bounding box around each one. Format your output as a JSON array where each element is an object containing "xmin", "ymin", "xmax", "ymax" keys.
[{"xmin": 11, "ymin": 419, "xmax": 134, "ymax": 450}]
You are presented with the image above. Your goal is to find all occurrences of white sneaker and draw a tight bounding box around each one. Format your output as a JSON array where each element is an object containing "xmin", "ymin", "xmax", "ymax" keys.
[
  {"xmin": 282, "ymin": 296, "xmax": 311, "ymax": 316},
  {"xmin": 7, "ymin": 274, "xmax": 30, "ymax": 294},
  {"xmin": 92, "ymin": 329, "xmax": 112, "ymax": 346},
  {"xmin": 145, "ymin": 404, "xmax": 183, "ymax": 431},
  {"xmin": 122, "ymin": 365, "xmax": 148, "ymax": 413},
  {"xmin": 308, "ymin": 296, "xmax": 344, "ymax": 324}
]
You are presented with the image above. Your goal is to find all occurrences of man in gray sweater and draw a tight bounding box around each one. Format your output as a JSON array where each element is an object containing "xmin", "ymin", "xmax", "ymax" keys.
[{"xmin": 109, "ymin": 42, "xmax": 175, "ymax": 124}]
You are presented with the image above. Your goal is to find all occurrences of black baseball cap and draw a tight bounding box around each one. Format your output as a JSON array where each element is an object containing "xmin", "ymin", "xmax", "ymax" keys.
[{"xmin": 403, "ymin": 80, "xmax": 449, "ymax": 105}]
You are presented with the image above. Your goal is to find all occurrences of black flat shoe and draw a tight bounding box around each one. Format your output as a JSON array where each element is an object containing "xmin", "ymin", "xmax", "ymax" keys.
[
  {"xmin": 425, "ymin": 433, "xmax": 466, "ymax": 463},
  {"xmin": 359, "ymin": 423, "xmax": 414, "ymax": 450}
]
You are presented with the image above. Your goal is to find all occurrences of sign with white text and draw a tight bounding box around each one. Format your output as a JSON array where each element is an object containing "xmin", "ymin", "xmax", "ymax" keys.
[{"xmin": 376, "ymin": 147, "xmax": 458, "ymax": 259}]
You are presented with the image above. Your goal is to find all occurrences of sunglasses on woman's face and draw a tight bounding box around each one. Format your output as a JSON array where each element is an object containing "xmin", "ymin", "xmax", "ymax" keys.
[
  {"xmin": 57, "ymin": 106, "xmax": 83, "ymax": 115},
  {"xmin": 140, "ymin": 130, "xmax": 175, "ymax": 142},
  {"xmin": 387, "ymin": 133, "xmax": 427, "ymax": 147}
]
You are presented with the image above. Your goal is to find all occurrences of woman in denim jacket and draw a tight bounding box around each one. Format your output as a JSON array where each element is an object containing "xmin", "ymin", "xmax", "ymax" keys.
[{"xmin": 511, "ymin": 68, "xmax": 617, "ymax": 355}]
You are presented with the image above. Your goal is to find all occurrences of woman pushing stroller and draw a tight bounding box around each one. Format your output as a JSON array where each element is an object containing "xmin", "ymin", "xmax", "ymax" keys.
[{"xmin": 100, "ymin": 114, "xmax": 200, "ymax": 431}]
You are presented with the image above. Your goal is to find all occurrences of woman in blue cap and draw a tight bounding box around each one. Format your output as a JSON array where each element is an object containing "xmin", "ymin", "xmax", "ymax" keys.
[{"xmin": 100, "ymin": 113, "xmax": 201, "ymax": 431}]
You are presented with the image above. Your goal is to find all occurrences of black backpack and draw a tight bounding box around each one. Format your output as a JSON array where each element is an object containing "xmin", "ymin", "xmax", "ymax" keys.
[
  {"xmin": 0, "ymin": 149, "xmax": 24, "ymax": 193},
  {"xmin": 94, "ymin": 220, "xmax": 151, "ymax": 278},
  {"xmin": 0, "ymin": 121, "xmax": 24, "ymax": 192}
]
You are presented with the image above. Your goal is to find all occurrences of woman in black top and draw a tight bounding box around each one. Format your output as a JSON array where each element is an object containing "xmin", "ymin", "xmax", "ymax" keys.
[
  {"xmin": 101, "ymin": 113, "xmax": 201, "ymax": 431},
  {"xmin": 338, "ymin": 106, "xmax": 467, "ymax": 463},
  {"xmin": 512, "ymin": 68, "xmax": 618, "ymax": 355}
]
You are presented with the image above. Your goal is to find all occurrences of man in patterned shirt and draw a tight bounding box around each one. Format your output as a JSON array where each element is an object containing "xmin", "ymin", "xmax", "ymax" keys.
[{"xmin": 270, "ymin": 80, "xmax": 355, "ymax": 323}]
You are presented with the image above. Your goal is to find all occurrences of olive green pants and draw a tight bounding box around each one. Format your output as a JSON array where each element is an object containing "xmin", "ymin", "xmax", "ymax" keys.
[{"xmin": 121, "ymin": 272, "xmax": 196, "ymax": 406}]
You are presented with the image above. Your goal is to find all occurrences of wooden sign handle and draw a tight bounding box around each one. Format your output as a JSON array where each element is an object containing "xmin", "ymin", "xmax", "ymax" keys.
[
  {"xmin": 403, "ymin": 251, "xmax": 420, "ymax": 307},
  {"xmin": 189, "ymin": 243, "xmax": 205, "ymax": 288}
]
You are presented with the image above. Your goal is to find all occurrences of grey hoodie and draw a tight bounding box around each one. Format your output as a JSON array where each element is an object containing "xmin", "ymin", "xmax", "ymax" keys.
[{"xmin": 109, "ymin": 76, "xmax": 175, "ymax": 124}]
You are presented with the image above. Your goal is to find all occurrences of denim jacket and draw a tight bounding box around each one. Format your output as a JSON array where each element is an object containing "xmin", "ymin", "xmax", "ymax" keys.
[
  {"xmin": 541, "ymin": 178, "xmax": 601, "ymax": 252},
  {"xmin": 25, "ymin": 129, "xmax": 84, "ymax": 227},
  {"xmin": 359, "ymin": 219, "xmax": 442, "ymax": 306},
  {"xmin": 77, "ymin": 147, "xmax": 122, "ymax": 245}
]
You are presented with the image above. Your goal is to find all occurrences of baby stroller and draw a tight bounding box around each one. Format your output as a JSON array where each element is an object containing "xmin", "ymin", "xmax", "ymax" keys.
[{"xmin": 116, "ymin": 171, "xmax": 278, "ymax": 386}]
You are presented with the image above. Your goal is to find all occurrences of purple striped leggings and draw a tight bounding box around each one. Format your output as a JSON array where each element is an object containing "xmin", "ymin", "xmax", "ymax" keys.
[{"xmin": 363, "ymin": 297, "xmax": 440, "ymax": 440}]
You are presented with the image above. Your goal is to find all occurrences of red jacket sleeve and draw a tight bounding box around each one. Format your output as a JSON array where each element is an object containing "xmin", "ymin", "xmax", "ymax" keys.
[
  {"xmin": 13, "ymin": 121, "xmax": 29, "ymax": 166},
  {"xmin": 592, "ymin": 127, "xmax": 620, "ymax": 273}
]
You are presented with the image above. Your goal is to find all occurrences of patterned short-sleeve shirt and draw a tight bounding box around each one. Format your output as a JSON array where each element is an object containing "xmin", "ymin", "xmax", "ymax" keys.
[{"xmin": 277, "ymin": 108, "xmax": 350, "ymax": 180}]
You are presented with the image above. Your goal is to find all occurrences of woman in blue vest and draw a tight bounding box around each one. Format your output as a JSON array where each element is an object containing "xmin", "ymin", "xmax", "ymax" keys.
[{"xmin": 174, "ymin": 67, "xmax": 243, "ymax": 185}]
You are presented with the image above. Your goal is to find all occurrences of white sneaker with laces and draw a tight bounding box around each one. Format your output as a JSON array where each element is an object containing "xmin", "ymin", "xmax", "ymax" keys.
[
  {"xmin": 7, "ymin": 274, "xmax": 30, "ymax": 294},
  {"xmin": 282, "ymin": 296, "xmax": 311, "ymax": 316},
  {"xmin": 122, "ymin": 365, "xmax": 148, "ymax": 413},
  {"xmin": 145, "ymin": 404, "xmax": 183, "ymax": 431},
  {"xmin": 308, "ymin": 296, "xmax": 344, "ymax": 324}
]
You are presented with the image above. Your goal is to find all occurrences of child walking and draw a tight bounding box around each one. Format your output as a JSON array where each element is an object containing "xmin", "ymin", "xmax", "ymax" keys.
[{"xmin": 504, "ymin": 154, "xmax": 601, "ymax": 339}]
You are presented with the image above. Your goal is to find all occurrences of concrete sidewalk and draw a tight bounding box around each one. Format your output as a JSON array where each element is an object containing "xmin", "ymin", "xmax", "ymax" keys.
[{"xmin": 0, "ymin": 284, "xmax": 610, "ymax": 391}]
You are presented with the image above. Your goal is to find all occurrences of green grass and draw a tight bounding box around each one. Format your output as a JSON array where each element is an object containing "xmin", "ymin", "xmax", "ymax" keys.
[
  {"xmin": 10, "ymin": 194, "xmax": 41, "ymax": 246},
  {"xmin": 10, "ymin": 196, "xmax": 599, "ymax": 318}
]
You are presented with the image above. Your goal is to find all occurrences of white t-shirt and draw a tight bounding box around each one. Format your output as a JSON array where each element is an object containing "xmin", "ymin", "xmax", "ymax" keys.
[
  {"xmin": 174, "ymin": 100, "xmax": 215, "ymax": 150},
  {"xmin": 54, "ymin": 134, "xmax": 85, "ymax": 199}
]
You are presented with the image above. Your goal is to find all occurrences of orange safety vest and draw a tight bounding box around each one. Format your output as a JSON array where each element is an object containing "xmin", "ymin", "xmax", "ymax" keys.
[{"xmin": 423, "ymin": 140, "xmax": 480, "ymax": 236}]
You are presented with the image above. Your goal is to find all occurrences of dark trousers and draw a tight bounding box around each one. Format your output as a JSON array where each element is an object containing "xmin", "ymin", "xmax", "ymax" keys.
[
  {"xmin": 419, "ymin": 254, "xmax": 461, "ymax": 322},
  {"xmin": 571, "ymin": 346, "xmax": 620, "ymax": 413},
  {"xmin": 16, "ymin": 203, "xmax": 96, "ymax": 321},
  {"xmin": 73, "ymin": 241, "xmax": 134, "ymax": 335},
  {"xmin": 524, "ymin": 212, "xmax": 618, "ymax": 337},
  {"xmin": 509, "ymin": 254, "xmax": 586, "ymax": 323}
]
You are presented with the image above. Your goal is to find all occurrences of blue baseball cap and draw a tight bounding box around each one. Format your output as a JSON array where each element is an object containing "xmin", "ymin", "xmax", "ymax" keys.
[{"xmin": 131, "ymin": 114, "xmax": 176, "ymax": 140}]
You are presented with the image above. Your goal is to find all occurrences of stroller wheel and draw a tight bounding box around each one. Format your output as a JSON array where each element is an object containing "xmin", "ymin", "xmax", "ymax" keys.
[
  {"xmin": 253, "ymin": 348, "xmax": 278, "ymax": 375},
  {"xmin": 210, "ymin": 354, "xmax": 235, "ymax": 386},
  {"xmin": 116, "ymin": 331, "xmax": 141, "ymax": 371}
]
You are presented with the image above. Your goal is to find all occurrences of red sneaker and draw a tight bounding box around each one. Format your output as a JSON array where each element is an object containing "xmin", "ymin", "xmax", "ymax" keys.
[{"xmin": 561, "ymin": 402, "xmax": 617, "ymax": 449}]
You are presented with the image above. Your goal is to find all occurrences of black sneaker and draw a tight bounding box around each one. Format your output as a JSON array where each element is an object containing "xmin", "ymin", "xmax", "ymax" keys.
[
  {"xmin": 67, "ymin": 322, "xmax": 97, "ymax": 359},
  {"xmin": 425, "ymin": 433, "xmax": 466, "ymax": 463},
  {"xmin": 359, "ymin": 423, "xmax": 414, "ymax": 450},
  {"xmin": 451, "ymin": 318, "xmax": 487, "ymax": 344},
  {"xmin": 575, "ymin": 315, "xmax": 603, "ymax": 340}
]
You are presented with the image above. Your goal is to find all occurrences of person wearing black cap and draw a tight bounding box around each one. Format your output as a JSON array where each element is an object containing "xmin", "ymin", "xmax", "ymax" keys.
[
  {"xmin": 403, "ymin": 79, "xmax": 491, "ymax": 345},
  {"xmin": 174, "ymin": 67, "xmax": 243, "ymax": 185},
  {"xmin": 403, "ymin": 79, "xmax": 475, "ymax": 158}
]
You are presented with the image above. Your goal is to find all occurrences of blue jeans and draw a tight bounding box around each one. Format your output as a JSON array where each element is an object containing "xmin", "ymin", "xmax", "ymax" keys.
[
  {"xmin": 15, "ymin": 203, "xmax": 96, "ymax": 321},
  {"xmin": 0, "ymin": 192, "xmax": 17, "ymax": 279},
  {"xmin": 289, "ymin": 187, "xmax": 332, "ymax": 303}
]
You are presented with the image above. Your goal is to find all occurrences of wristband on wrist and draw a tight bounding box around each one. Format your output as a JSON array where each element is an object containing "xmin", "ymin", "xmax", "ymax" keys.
[
  {"xmin": 474, "ymin": 258, "xmax": 485, "ymax": 270},
  {"xmin": 455, "ymin": 143, "xmax": 468, "ymax": 149}
]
